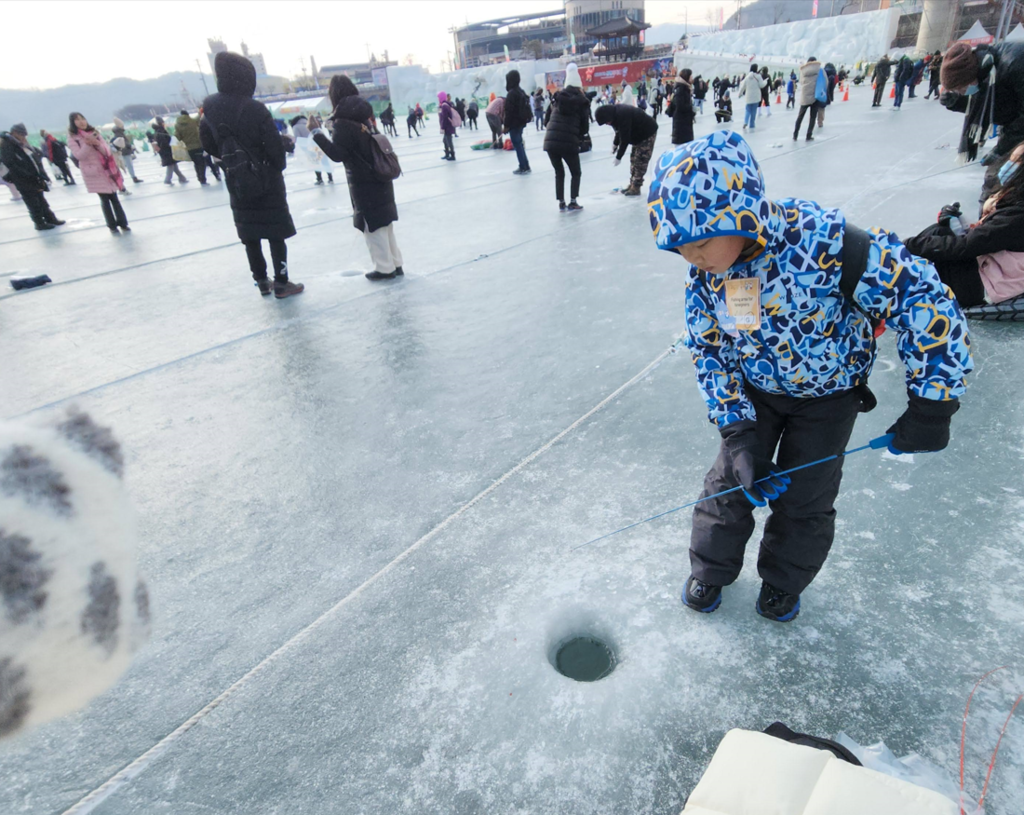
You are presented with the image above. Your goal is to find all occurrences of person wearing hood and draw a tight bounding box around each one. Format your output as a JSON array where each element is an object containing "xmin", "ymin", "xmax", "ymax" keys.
[
  {"xmin": 542, "ymin": 63, "xmax": 589, "ymax": 211},
  {"xmin": 816, "ymin": 63, "xmax": 837, "ymax": 129},
  {"xmin": 310, "ymin": 75, "xmax": 403, "ymax": 281},
  {"xmin": 904, "ymin": 142, "xmax": 1024, "ymax": 308},
  {"xmin": 67, "ymin": 112, "xmax": 130, "ymax": 233},
  {"xmin": 485, "ymin": 92, "xmax": 505, "ymax": 149},
  {"xmin": 466, "ymin": 98, "xmax": 479, "ymax": 130},
  {"xmin": 152, "ymin": 117, "xmax": 188, "ymax": 185},
  {"xmin": 199, "ymin": 51, "xmax": 303, "ymax": 298},
  {"xmin": 924, "ymin": 51, "xmax": 943, "ymax": 100},
  {"xmin": 739, "ymin": 64, "xmax": 767, "ymax": 129},
  {"xmin": 619, "ymin": 80, "xmax": 634, "ymax": 107},
  {"xmin": 892, "ymin": 55, "xmax": 914, "ymax": 108},
  {"xmin": 437, "ymin": 91, "xmax": 457, "ymax": 161},
  {"xmin": 646, "ymin": 130, "xmax": 972, "ymax": 621},
  {"xmin": 39, "ymin": 129, "xmax": 76, "ymax": 185},
  {"xmin": 0, "ymin": 124, "xmax": 64, "ymax": 229},
  {"xmin": 380, "ymin": 103, "xmax": 397, "ymax": 137},
  {"xmin": 793, "ymin": 56, "xmax": 826, "ymax": 141},
  {"xmin": 665, "ymin": 68, "xmax": 695, "ymax": 145},
  {"xmin": 406, "ymin": 106, "xmax": 420, "ymax": 138},
  {"xmin": 504, "ymin": 70, "xmax": 533, "ymax": 175},
  {"xmin": 595, "ymin": 103, "xmax": 657, "ymax": 196},
  {"xmin": 757, "ymin": 66, "xmax": 772, "ymax": 118},
  {"xmin": 455, "ymin": 97, "xmax": 467, "ymax": 127},
  {"xmin": 940, "ymin": 40, "xmax": 1024, "ymax": 209},
  {"xmin": 175, "ymin": 109, "xmax": 208, "ymax": 184},
  {"xmin": 109, "ymin": 119, "xmax": 143, "ymax": 184},
  {"xmin": 909, "ymin": 57, "xmax": 926, "ymax": 98},
  {"xmin": 532, "ymin": 89, "xmax": 545, "ymax": 130}
]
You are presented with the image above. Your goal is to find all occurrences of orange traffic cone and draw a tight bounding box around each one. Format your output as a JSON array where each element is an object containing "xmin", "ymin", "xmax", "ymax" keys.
[
  {"xmin": 889, "ymin": 83, "xmax": 895, "ymax": 99},
  {"xmin": 776, "ymin": 92, "xmax": 782, "ymax": 104},
  {"xmin": 842, "ymin": 84, "xmax": 849, "ymax": 102}
]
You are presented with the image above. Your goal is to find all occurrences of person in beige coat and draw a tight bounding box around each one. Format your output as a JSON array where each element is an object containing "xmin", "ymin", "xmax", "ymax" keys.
[{"xmin": 792, "ymin": 57, "xmax": 824, "ymax": 141}]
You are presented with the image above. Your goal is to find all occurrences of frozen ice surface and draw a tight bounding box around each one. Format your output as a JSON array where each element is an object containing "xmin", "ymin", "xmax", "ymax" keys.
[{"xmin": 2, "ymin": 89, "xmax": 1023, "ymax": 814}]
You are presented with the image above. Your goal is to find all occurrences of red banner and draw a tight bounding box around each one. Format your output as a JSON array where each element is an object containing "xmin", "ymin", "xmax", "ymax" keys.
[{"xmin": 579, "ymin": 58, "xmax": 674, "ymax": 88}]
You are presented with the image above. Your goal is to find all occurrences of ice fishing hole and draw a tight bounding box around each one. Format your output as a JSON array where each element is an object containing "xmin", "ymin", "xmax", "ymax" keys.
[{"xmin": 553, "ymin": 636, "xmax": 616, "ymax": 682}]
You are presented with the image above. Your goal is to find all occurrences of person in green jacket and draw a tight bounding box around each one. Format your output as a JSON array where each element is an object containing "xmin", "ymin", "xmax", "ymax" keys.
[{"xmin": 174, "ymin": 109, "xmax": 209, "ymax": 184}]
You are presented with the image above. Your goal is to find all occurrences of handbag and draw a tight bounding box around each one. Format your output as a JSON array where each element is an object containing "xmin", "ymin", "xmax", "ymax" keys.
[
  {"xmin": 171, "ymin": 140, "xmax": 190, "ymax": 162},
  {"xmin": 579, "ymin": 134, "xmax": 593, "ymax": 153}
]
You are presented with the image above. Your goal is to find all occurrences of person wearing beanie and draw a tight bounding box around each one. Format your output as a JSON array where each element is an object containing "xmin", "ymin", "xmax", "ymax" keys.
[
  {"xmin": 199, "ymin": 51, "xmax": 303, "ymax": 298},
  {"xmin": 542, "ymin": 64, "xmax": 589, "ymax": 211},
  {"xmin": 504, "ymin": 70, "xmax": 533, "ymax": 174},
  {"xmin": 40, "ymin": 128, "xmax": 76, "ymax": 185},
  {"xmin": 437, "ymin": 90, "xmax": 457, "ymax": 161},
  {"xmin": 595, "ymin": 103, "xmax": 658, "ymax": 196},
  {"xmin": 67, "ymin": 112, "xmax": 131, "ymax": 233},
  {"xmin": 646, "ymin": 130, "xmax": 972, "ymax": 621},
  {"xmin": 485, "ymin": 92, "xmax": 505, "ymax": 149},
  {"xmin": 151, "ymin": 116, "xmax": 188, "ymax": 185},
  {"xmin": 0, "ymin": 124, "xmax": 65, "ymax": 229},
  {"xmin": 940, "ymin": 39, "xmax": 1024, "ymax": 209},
  {"xmin": 665, "ymin": 68, "xmax": 695, "ymax": 145},
  {"xmin": 309, "ymin": 74, "xmax": 404, "ymax": 281}
]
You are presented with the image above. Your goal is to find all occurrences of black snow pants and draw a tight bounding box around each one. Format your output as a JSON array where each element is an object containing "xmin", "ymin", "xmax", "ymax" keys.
[{"xmin": 690, "ymin": 385, "xmax": 863, "ymax": 596}]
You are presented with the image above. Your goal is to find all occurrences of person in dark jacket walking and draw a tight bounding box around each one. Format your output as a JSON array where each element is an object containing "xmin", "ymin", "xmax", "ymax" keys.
[
  {"xmin": 893, "ymin": 55, "xmax": 914, "ymax": 108},
  {"xmin": 871, "ymin": 56, "xmax": 892, "ymax": 107},
  {"xmin": 532, "ymin": 90, "xmax": 545, "ymax": 130},
  {"xmin": 665, "ymin": 68, "xmax": 695, "ymax": 145},
  {"xmin": 924, "ymin": 51, "xmax": 943, "ymax": 99},
  {"xmin": 406, "ymin": 106, "xmax": 420, "ymax": 138},
  {"xmin": 909, "ymin": 58, "xmax": 926, "ymax": 98},
  {"xmin": 542, "ymin": 63, "xmax": 589, "ymax": 211},
  {"xmin": 311, "ymin": 75, "xmax": 403, "ymax": 281},
  {"xmin": 199, "ymin": 51, "xmax": 303, "ymax": 298},
  {"xmin": 904, "ymin": 143, "xmax": 1024, "ymax": 307},
  {"xmin": 595, "ymin": 104, "xmax": 658, "ymax": 196},
  {"xmin": 466, "ymin": 99, "xmax": 479, "ymax": 130},
  {"xmin": 504, "ymin": 69, "xmax": 533, "ymax": 174},
  {"xmin": 941, "ymin": 40, "xmax": 1024, "ymax": 209},
  {"xmin": 40, "ymin": 130, "xmax": 76, "ymax": 185},
  {"xmin": 437, "ymin": 91, "xmax": 457, "ymax": 161},
  {"xmin": 0, "ymin": 124, "xmax": 65, "ymax": 229},
  {"xmin": 152, "ymin": 118, "xmax": 188, "ymax": 185}
]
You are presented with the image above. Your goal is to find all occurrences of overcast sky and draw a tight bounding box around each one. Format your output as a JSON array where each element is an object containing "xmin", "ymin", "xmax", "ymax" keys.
[{"xmin": 0, "ymin": 0, "xmax": 742, "ymax": 90}]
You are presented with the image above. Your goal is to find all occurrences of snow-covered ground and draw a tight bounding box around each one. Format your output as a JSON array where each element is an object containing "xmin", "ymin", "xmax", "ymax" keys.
[{"xmin": 2, "ymin": 88, "xmax": 1023, "ymax": 815}]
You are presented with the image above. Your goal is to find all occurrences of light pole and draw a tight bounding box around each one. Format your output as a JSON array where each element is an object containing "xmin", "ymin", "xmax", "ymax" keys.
[{"xmin": 195, "ymin": 59, "xmax": 210, "ymax": 97}]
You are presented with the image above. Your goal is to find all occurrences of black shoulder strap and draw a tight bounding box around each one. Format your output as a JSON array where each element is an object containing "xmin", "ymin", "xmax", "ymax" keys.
[{"xmin": 839, "ymin": 222, "xmax": 872, "ymax": 302}]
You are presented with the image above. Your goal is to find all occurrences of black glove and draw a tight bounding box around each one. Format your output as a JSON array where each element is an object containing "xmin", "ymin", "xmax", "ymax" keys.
[
  {"xmin": 886, "ymin": 393, "xmax": 960, "ymax": 454},
  {"xmin": 720, "ymin": 421, "xmax": 790, "ymax": 507},
  {"xmin": 936, "ymin": 201, "xmax": 961, "ymax": 225}
]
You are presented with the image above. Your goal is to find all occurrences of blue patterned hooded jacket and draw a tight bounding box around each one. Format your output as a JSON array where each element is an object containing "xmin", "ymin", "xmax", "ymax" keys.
[{"xmin": 647, "ymin": 130, "xmax": 973, "ymax": 429}]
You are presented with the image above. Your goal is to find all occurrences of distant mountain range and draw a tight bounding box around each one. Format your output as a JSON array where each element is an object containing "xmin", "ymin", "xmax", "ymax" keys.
[{"xmin": 0, "ymin": 72, "xmax": 213, "ymax": 132}]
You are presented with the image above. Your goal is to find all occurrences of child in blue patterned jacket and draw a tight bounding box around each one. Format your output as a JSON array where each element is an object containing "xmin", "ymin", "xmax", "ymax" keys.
[{"xmin": 647, "ymin": 130, "xmax": 973, "ymax": 622}]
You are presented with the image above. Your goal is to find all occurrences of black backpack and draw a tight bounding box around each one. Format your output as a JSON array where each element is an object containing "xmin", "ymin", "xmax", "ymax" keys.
[{"xmin": 216, "ymin": 109, "xmax": 269, "ymax": 200}]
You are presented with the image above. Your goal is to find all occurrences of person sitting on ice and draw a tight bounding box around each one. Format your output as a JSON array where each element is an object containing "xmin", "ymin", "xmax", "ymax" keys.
[
  {"xmin": 646, "ymin": 130, "xmax": 973, "ymax": 622},
  {"xmin": 904, "ymin": 141, "xmax": 1024, "ymax": 310}
]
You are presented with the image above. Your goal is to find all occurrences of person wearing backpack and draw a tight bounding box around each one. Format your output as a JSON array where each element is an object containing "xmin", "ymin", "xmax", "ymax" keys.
[
  {"xmin": 504, "ymin": 70, "xmax": 533, "ymax": 175},
  {"xmin": 311, "ymin": 75, "xmax": 403, "ymax": 281},
  {"xmin": 199, "ymin": 51, "xmax": 303, "ymax": 299},
  {"xmin": 646, "ymin": 130, "xmax": 972, "ymax": 621}
]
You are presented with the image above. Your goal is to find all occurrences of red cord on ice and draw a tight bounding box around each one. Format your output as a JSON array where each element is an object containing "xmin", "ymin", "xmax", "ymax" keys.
[
  {"xmin": 960, "ymin": 667, "xmax": 1007, "ymax": 815},
  {"xmin": 977, "ymin": 691, "xmax": 1024, "ymax": 810}
]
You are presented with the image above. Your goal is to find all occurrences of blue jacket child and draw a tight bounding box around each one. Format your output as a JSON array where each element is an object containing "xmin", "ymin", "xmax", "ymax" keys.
[{"xmin": 646, "ymin": 130, "xmax": 972, "ymax": 622}]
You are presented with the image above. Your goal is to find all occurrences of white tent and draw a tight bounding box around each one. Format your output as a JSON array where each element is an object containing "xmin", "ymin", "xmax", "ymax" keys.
[
  {"xmin": 959, "ymin": 20, "xmax": 994, "ymax": 45},
  {"xmin": 1006, "ymin": 22, "xmax": 1024, "ymax": 43}
]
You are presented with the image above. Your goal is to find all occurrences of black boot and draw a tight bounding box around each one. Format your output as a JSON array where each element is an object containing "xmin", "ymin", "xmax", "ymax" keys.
[
  {"xmin": 683, "ymin": 575, "xmax": 722, "ymax": 613},
  {"xmin": 755, "ymin": 582, "xmax": 801, "ymax": 622},
  {"xmin": 256, "ymin": 277, "xmax": 273, "ymax": 296},
  {"xmin": 274, "ymin": 275, "xmax": 304, "ymax": 298}
]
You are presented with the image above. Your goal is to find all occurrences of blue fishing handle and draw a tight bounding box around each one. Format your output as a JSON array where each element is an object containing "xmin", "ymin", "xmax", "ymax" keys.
[{"xmin": 572, "ymin": 433, "xmax": 894, "ymax": 551}]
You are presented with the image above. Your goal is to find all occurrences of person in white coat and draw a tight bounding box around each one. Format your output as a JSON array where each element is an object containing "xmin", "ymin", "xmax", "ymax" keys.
[
  {"xmin": 740, "ymin": 64, "xmax": 767, "ymax": 130},
  {"xmin": 620, "ymin": 80, "xmax": 635, "ymax": 107}
]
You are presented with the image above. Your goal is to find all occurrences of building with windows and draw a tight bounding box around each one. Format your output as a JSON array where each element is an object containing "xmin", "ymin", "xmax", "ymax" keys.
[
  {"xmin": 313, "ymin": 55, "xmax": 397, "ymax": 88},
  {"xmin": 566, "ymin": 0, "xmax": 646, "ymax": 54},
  {"xmin": 452, "ymin": 10, "xmax": 568, "ymax": 68}
]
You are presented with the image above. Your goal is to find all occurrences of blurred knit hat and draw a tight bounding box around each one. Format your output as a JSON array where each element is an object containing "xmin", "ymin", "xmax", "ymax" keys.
[
  {"xmin": 11, "ymin": 123, "xmax": 27, "ymax": 135},
  {"xmin": 941, "ymin": 42, "xmax": 979, "ymax": 91},
  {"xmin": 113, "ymin": 116, "xmax": 125, "ymax": 128},
  {"xmin": 564, "ymin": 63, "xmax": 583, "ymax": 89}
]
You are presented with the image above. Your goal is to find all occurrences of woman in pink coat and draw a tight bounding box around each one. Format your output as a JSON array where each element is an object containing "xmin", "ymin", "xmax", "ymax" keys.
[{"xmin": 67, "ymin": 112, "xmax": 130, "ymax": 233}]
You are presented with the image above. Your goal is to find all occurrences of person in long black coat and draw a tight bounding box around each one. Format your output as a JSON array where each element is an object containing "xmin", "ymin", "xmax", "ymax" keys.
[
  {"xmin": 666, "ymin": 69, "xmax": 695, "ymax": 145},
  {"xmin": 542, "ymin": 64, "xmax": 590, "ymax": 210},
  {"xmin": 311, "ymin": 74, "xmax": 403, "ymax": 281},
  {"xmin": 152, "ymin": 118, "xmax": 188, "ymax": 185},
  {"xmin": 199, "ymin": 51, "xmax": 303, "ymax": 298},
  {"xmin": 0, "ymin": 125, "xmax": 64, "ymax": 229}
]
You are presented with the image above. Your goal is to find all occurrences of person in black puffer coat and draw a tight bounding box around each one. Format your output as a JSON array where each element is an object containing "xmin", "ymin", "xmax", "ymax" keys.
[
  {"xmin": 152, "ymin": 118, "xmax": 188, "ymax": 184},
  {"xmin": 200, "ymin": 51, "xmax": 303, "ymax": 298},
  {"xmin": 311, "ymin": 74, "xmax": 403, "ymax": 281},
  {"xmin": 543, "ymin": 63, "xmax": 590, "ymax": 211},
  {"xmin": 1, "ymin": 124, "xmax": 65, "ymax": 229},
  {"xmin": 504, "ymin": 69, "xmax": 533, "ymax": 174},
  {"xmin": 665, "ymin": 68, "xmax": 695, "ymax": 145}
]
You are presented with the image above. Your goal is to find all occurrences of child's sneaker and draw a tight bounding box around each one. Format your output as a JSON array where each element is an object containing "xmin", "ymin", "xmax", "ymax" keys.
[
  {"xmin": 755, "ymin": 582, "xmax": 800, "ymax": 622},
  {"xmin": 682, "ymin": 575, "xmax": 722, "ymax": 613}
]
